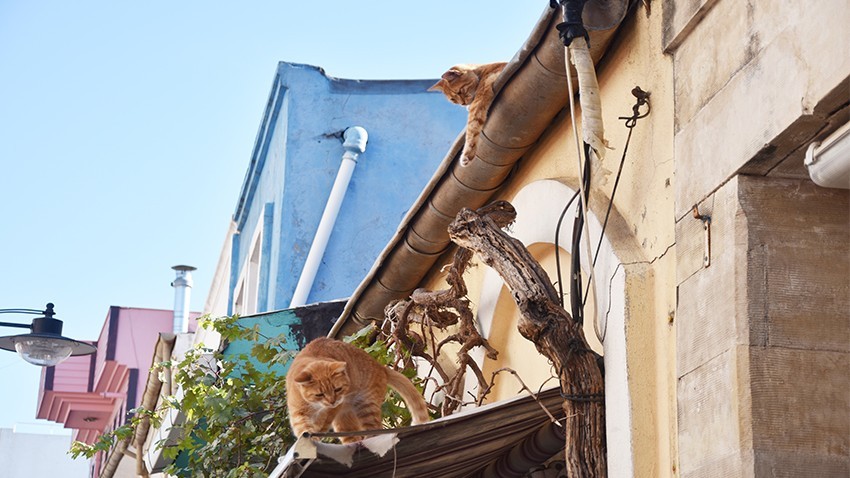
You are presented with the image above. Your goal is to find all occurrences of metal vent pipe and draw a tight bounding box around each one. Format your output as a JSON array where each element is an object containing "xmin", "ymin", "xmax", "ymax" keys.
[{"xmin": 171, "ymin": 265, "xmax": 195, "ymax": 333}]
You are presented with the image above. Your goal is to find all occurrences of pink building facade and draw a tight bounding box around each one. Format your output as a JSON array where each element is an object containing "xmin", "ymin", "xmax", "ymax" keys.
[{"xmin": 36, "ymin": 306, "xmax": 197, "ymax": 476}]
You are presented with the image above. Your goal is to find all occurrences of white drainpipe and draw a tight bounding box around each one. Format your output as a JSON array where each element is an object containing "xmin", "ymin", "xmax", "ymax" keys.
[
  {"xmin": 290, "ymin": 126, "xmax": 368, "ymax": 308},
  {"xmin": 805, "ymin": 120, "xmax": 850, "ymax": 189},
  {"xmin": 171, "ymin": 265, "xmax": 195, "ymax": 333}
]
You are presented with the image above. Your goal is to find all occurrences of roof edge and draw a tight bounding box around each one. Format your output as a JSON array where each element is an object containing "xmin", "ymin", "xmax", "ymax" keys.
[{"xmin": 331, "ymin": 0, "xmax": 633, "ymax": 338}]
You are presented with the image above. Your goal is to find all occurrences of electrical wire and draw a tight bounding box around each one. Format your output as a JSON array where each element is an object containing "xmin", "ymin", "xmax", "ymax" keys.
[
  {"xmin": 554, "ymin": 189, "xmax": 581, "ymax": 307},
  {"xmin": 582, "ymin": 88, "xmax": 650, "ymax": 307},
  {"xmin": 570, "ymin": 143, "xmax": 593, "ymax": 325},
  {"xmin": 554, "ymin": 88, "xmax": 651, "ymax": 340}
]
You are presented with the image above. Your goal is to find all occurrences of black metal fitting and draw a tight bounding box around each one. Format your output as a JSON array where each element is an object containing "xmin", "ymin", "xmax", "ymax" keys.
[
  {"xmin": 619, "ymin": 86, "xmax": 651, "ymax": 128},
  {"xmin": 552, "ymin": 0, "xmax": 590, "ymax": 46}
]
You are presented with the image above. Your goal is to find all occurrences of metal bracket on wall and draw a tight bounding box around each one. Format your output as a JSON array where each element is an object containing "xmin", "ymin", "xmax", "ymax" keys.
[{"xmin": 692, "ymin": 205, "xmax": 711, "ymax": 267}]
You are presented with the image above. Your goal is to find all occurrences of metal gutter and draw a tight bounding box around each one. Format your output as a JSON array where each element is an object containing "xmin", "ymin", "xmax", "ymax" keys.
[
  {"xmin": 805, "ymin": 119, "xmax": 850, "ymax": 189},
  {"xmin": 330, "ymin": 0, "xmax": 631, "ymax": 338}
]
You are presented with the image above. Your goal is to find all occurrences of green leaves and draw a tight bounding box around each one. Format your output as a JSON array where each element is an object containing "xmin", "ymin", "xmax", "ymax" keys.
[
  {"xmin": 70, "ymin": 315, "xmax": 295, "ymax": 477},
  {"xmin": 69, "ymin": 319, "xmax": 426, "ymax": 477},
  {"xmin": 345, "ymin": 325, "xmax": 426, "ymax": 428}
]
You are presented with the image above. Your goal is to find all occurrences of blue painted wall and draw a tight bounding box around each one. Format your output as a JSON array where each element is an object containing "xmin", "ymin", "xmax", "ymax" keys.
[{"xmin": 228, "ymin": 62, "xmax": 466, "ymax": 314}]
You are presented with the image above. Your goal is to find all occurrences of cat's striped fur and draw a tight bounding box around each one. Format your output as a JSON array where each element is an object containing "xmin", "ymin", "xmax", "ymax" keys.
[
  {"xmin": 429, "ymin": 62, "xmax": 507, "ymax": 166},
  {"xmin": 286, "ymin": 338, "xmax": 429, "ymax": 444}
]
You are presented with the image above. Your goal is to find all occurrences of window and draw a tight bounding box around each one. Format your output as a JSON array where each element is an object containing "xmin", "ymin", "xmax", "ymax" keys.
[{"xmin": 233, "ymin": 225, "xmax": 263, "ymax": 316}]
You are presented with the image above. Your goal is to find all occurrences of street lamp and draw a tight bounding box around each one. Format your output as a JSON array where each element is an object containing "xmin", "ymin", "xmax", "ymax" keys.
[{"xmin": 0, "ymin": 303, "xmax": 96, "ymax": 367}]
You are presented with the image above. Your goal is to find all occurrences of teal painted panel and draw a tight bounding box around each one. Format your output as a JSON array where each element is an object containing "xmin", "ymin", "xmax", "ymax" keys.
[{"xmin": 221, "ymin": 300, "xmax": 344, "ymax": 374}]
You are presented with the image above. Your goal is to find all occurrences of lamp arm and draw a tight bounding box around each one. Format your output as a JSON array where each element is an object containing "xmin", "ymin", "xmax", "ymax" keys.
[
  {"xmin": 0, "ymin": 321, "xmax": 33, "ymax": 330},
  {"xmin": 0, "ymin": 307, "xmax": 48, "ymax": 330},
  {"xmin": 0, "ymin": 309, "xmax": 44, "ymax": 315}
]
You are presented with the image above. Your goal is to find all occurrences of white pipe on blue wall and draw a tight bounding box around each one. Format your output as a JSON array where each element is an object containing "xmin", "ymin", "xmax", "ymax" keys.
[{"xmin": 290, "ymin": 126, "xmax": 368, "ymax": 308}]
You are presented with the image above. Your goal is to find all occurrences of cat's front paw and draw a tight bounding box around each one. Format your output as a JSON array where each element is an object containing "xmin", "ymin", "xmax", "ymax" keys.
[
  {"xmin": 460, "ymin": 152, "xmax": 474, "ymax": 167},
  {"xmin": 339, "ymin": 435, "xmax": 365, "ymax": 444}
]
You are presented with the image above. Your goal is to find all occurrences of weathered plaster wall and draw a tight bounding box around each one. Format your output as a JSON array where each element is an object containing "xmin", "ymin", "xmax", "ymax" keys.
[
  {"xmin": 419, "ymin": 5, "xmax": 677, "ymax": 476},
  {"xmin": 512, "ymin": 7, "xmax": 677, "ymax": 477}
]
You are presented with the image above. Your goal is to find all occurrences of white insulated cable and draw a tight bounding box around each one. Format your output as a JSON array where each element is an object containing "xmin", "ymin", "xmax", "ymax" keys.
[{"xmin": 564, "ymin": 38, "xmax": 601, "ymax": 338}]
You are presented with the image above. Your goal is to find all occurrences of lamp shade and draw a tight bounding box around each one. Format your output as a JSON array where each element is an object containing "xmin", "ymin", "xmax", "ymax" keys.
[
  {"xmin": 0, "ymin": 314, "xmax": 97, "ymax": 367},
  {"xmin": 0, "ymin": 303, "xmax": 96, "ymax": 366},
  {"xmin": 0, "ymin": 333, "xmax": 96, "ymax": 367}
]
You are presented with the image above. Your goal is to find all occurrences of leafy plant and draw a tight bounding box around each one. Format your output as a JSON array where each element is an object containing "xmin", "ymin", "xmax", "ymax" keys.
[
  {"xmin": 344, "ymin": 324, "xmax": 429, "ymax": 428},
  {"xmin": 70, "ymin": 317, "xmax": 423, "ymax": 477},
  {"xmin": 71, "ymin": 315, "xmax": 295, "ymax": 477}
]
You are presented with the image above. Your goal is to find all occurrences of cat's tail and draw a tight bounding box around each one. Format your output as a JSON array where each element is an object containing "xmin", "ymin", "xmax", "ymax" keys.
[{"xmin": 386, "ymin": 368, "xmax": 430, "ymax": 425}]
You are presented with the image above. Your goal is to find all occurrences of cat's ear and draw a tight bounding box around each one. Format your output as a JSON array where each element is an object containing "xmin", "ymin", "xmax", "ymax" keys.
[
  {"xmin": 429, "ymin": 69, "xmax": 462, "ymax": 92},
  {"xmin": 428, "ymin": 79, "xmax": 445, "ymax": 92},
  {"xmin": 330, "ymin": 361, "xmax": 347, "ymax": 376},
  {"xmin": 293, "ymin": 371, "xmax": 313, "ymax": 384},
  {"xmin": 441, "ymin": 69, "xmax": 463, "ymax": 81}
]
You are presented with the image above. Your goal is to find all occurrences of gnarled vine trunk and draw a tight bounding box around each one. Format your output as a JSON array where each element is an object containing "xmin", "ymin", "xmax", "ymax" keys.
[{"xmin": 447, "ymin": 201, "xmax": 607, "ymax": 478}]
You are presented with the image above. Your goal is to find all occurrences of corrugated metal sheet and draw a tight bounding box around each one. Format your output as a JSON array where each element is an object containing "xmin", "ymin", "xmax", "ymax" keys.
[{"xmin": 277, "ymin": 387, "xmax": 566, "ymax": 478}]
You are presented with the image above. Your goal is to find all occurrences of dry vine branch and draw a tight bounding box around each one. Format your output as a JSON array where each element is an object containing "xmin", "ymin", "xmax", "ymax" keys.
[
  {"xmin": 380, "ymin": 206, "xmax": 502, "ymax": 416},
  {"xmin": 478, "ymin": 367, "xmax": 561, "ymax": 426},
  {"xmin": 447, "ymin": 200, "xmax": 607, "ymax": 478}
]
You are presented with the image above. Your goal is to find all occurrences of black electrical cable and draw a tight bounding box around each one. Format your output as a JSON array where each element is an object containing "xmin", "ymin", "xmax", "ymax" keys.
[
  {"xmin": 581, "ymin": 127, "xmax": 632, "ymax": 307},
  {"xmin": 569, "ymin": 142, "xmax": 593, "ymax": 325},
  {"xmin": 554, "ymin": 189, "xmax": 580, "ymax": 307}
]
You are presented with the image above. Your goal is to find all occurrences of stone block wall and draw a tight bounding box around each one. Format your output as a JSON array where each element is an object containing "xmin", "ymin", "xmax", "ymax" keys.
[
  {"xmin": 676, "ymin": 175, "xmax": 849, "ymax": 477},
  {"xmin": 666, "ymin": 1, "xmax": 850, "ymax": 474}
]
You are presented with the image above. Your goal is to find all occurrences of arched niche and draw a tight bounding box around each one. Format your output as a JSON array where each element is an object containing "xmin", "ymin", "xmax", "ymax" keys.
[{"xmin": 467, "ymin": 179, "xmax": 633, "ymax": 475}]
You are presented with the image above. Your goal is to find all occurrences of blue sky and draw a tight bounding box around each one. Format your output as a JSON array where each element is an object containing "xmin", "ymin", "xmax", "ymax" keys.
[{"xmin": 0, "ymin": 1, "xmax": 544, "ymax": 431}]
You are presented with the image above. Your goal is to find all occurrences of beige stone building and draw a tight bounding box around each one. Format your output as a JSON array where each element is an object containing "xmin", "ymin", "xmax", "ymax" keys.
[{"xmin": 288, "ymin": 1, "xmax": 849, "ymax": 477}]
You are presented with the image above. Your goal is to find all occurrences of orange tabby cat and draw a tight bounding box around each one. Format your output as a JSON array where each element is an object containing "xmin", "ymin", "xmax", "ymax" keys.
[
  {"xmin": 286, "ymin": 337, "xmax": 429, "ymax": 444},
  {"xmin": 428, "ymin": 62, "xmax": 507, "ymax": 166}
]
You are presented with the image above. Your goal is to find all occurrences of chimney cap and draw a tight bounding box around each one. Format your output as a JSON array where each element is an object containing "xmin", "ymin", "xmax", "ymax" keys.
[{"xmin": 171, "ymin": 265, "xmax": 197, "ymax": 272}]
